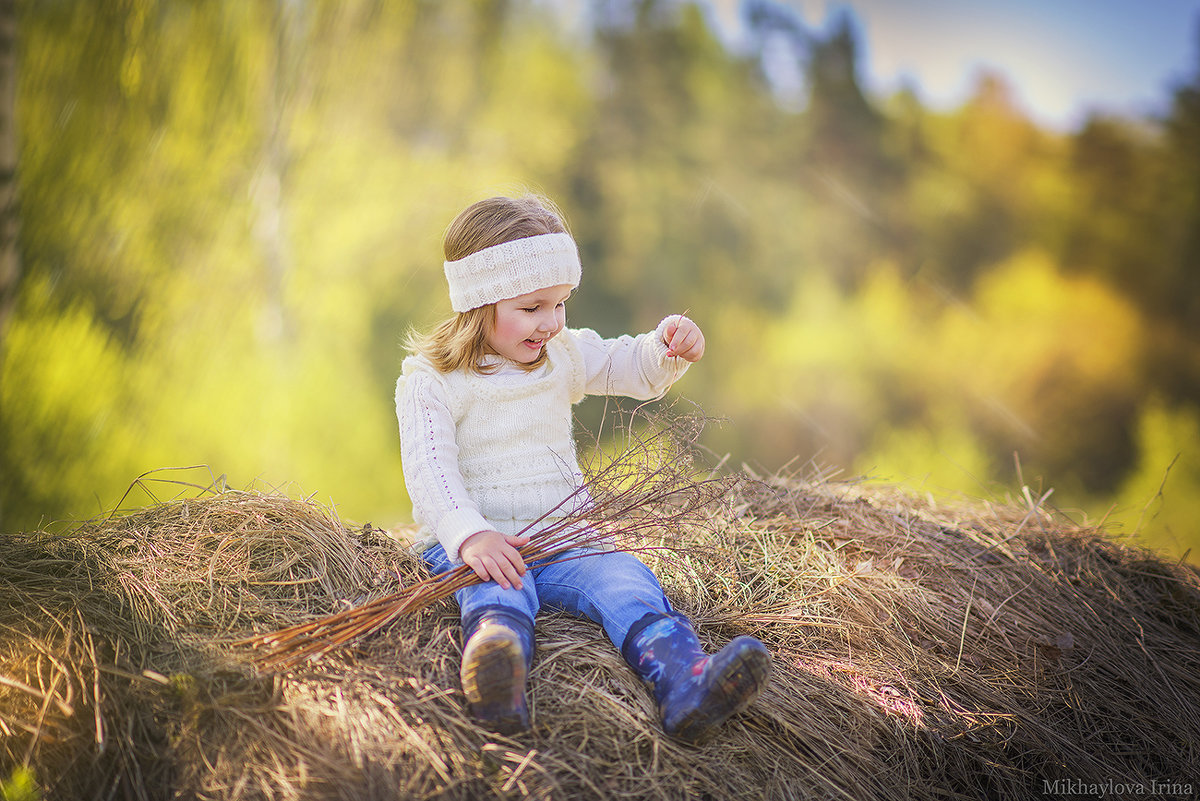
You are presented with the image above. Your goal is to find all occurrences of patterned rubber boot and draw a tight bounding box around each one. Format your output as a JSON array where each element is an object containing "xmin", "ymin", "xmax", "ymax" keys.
[
  {"xmin": 622, "ymin": 613, "xmax": 771, "ymax": 744},
  {"xmin": 460, "ymin": 607, "xmax": 535, "ymax": 735}
]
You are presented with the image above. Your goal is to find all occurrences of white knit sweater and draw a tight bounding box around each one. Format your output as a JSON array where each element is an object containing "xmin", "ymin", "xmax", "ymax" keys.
[{"xmin": 395, "ymin": 317, "xmax": 689, "ymax": 563}]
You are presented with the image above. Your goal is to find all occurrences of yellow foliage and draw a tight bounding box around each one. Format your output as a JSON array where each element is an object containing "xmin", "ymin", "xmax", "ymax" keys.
[
  {"xmin": 476, "ymin": 26, "xmax": 591, "ymax": 176},
  {"xmin": 939, "ymin": 250, "xmax": 1143, "ymax": 455},
  {"xmin": 1, "ymin": 279, "xmax": 143, "ymax": 523},
  {"xmin": 0, "ymin": 767, "xmax": 39, "ymax": 801},
  {"xmin": 951, "ymin": 250, "xmax": 1142, "ymax": 385},
  {"xmin": 856, "ymin": 417, "xmax": 994, "ymax": 497},
  {"xmin": 1113, "ymin": 401, "xmax": 1200, "ymax": 561}
]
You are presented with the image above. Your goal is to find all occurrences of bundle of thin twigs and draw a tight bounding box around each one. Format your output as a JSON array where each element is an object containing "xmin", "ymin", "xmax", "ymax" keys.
[{"xmin": 239, "ymin": 411, "xmax": 736, "ymax": 670}]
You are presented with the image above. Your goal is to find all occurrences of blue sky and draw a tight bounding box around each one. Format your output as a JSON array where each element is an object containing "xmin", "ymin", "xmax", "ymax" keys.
[{"xmin": 708, "ymin": 0, "xmax": 1200, "ymax": 129}]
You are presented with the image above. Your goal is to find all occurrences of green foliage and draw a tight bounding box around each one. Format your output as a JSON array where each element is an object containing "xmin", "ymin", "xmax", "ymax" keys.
[
  {"xmin": 0, "ymin": 767, "xmax": 39, "ymax": 801},
  {"xmin": 1, "ymin": 275, "xmax": 144, "ymax": 522},
  {"xmin": 1113, "ymin": 401, "xmax": 1200, "ymax": 559},
  {"xmin": 3, "ymin": 0, "xmax": 1198, "ymax": 562},
  {"xmin": 940, "ymin": 251, "xmax": 1144, "ymax": 494}
]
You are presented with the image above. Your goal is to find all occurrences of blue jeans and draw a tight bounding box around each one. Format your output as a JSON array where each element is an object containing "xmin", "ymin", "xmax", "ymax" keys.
[{"xmin": 421, "ymin": 544, "xmax": 675, "ymax": 651}]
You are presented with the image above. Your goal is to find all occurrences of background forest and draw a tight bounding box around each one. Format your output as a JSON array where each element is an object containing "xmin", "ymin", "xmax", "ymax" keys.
[{"xmin": 1, "ymin": 0, "xmax": 1198, "ymax": 562}]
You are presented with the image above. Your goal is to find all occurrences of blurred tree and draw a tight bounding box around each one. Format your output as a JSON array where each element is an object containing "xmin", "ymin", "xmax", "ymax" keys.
[
  {"xmin": 573, "ymin": 0, "xmax": 779, "ymax": 329},
  {"xmin": 1061, "ymin": 34, "xmax": 1200, "ymax": 407},
  {"xmin": 0, "ymin": 0, "xmax": 15, "ymax": 337},
  {"xmin": 18, "ymin": 0, "xmax": 144, "ymax": 341},
  {"xmin": 1162, "ymin": 31, "xmax": 1200, "ymax": 333},
  {"xmin": 804, "ymin": 12, "xmax": 890, "ymax": 183},
  {"xmin": 941, "ymin": 251, "xmax": 1143, "ymax": 495},
  {"xmin": 1063, "ymin": 116, "xmax": 1163, "ymax": 294},
  {"xmin": 743, "ymin": 2, "xmax": 902, "ymax": 288},
  {"xmin": 253, "ymin": 0, "xmax": 313, "ymax": 345},
  {"xmin": 3, "ymin": 0, "xmax": 157, "ymax": 526},
  {"xmin": 1153, "ymin": 33, "xmax": 1200, "ymax": 403},
  {"xmin": 926, "ymin": 73, "xmax": 1060, "ymax": 290}
]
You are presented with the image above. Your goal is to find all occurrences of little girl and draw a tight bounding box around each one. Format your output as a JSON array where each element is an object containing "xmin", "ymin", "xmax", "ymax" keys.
[{"xmin": 395, "ymin": 194, "xmax": 770, "ymax": 743}]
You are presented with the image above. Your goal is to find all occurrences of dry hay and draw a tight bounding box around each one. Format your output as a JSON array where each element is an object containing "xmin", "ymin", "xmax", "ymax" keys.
[{"xmin": 2, "ymin": 465, "xmax": 1200, "ymax": 799}]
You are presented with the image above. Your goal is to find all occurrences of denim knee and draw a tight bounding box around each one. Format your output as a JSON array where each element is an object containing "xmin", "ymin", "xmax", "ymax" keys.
[{"xmin": 533, "ymin": 548, "xmax": 672, "ymax": 647}]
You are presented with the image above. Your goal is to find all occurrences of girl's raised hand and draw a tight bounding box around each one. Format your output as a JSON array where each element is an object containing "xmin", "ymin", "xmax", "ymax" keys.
[
  {"xmin": 664, "ymin": 315, "xmax": 706, "ymax": 362},
  {"xmin": 459, "ymin": 529, "xmax": 530, "ymax": 590}
]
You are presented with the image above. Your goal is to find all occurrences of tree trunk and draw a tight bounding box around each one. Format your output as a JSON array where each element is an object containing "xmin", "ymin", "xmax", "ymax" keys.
[{"xmin": 0, "ymin": 0, "xmax": 17, "ymax": 338}]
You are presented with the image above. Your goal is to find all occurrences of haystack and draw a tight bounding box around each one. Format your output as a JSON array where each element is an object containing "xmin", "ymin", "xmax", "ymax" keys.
[{"xmin": 2, "ymin": 451, "xmax": 1199, "ymax": 799}]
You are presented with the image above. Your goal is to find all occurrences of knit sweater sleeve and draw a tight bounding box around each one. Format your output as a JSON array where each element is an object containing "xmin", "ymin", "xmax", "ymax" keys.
[
  {"xmin": 570, "ymin": 315, "xmax": 691, "ymax": 400},
  {"xmin": 396, "ymin": 367, "xmax": 493, "ymax": 564}
]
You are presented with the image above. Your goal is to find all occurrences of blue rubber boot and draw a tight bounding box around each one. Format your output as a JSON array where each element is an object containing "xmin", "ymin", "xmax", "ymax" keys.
[
  {"xmin": 622, "ymin": 613, "xmax": 771, "ymax": 744},
  {"xmin": 460, "ymin": 606, "xmax": 535, "ymax": 734}
]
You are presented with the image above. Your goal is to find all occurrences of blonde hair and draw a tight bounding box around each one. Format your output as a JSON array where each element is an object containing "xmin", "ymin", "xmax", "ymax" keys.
[{"xmin": 408, "ymin": 194, "xmax": 570, "ymax": 374}]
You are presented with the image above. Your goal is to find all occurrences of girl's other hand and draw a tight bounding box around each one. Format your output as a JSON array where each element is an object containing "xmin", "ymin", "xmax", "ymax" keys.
[
  {"xmin": 459, "ymin": 530, "xmax": 530, "ymax": 590},
  {"xmin": 664, "ymin": 315, "xmax": 705, "ymax": 362}
]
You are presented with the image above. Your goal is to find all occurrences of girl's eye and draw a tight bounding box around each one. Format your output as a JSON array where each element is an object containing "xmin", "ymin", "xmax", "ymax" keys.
[{"xmin": 520, "ymin": 307, "xmax": 537, "ymax": 313}]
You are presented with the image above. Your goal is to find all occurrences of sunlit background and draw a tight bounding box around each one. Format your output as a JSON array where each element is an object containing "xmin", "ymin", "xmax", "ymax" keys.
[{"xmin": 2, "ymin": 0, "xmax": 1198, "ymax": 563}]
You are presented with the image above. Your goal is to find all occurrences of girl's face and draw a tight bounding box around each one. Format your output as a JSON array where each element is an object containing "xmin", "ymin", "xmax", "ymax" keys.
[{"xmin": 488, "ymin": 284, "xmax": 573, "ymax": 364}]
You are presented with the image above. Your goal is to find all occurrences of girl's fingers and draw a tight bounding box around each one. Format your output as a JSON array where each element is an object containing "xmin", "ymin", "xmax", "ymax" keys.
[
  {"xmin": 482, "ymin": 548, "xmax": 523, "ymax": 590},
  {"xmin": 681, "ymin": 328, "xmax": 704, "ymax": 360},
  {"xmin": 496, "ymin": 554, "xmax": 522, "ymax": 590},
  {"xmin": 669, "ymin": 330, "xmax": 702, "ymax": 360},
  {"xmin": 461, "ymin": 530, "xmax": 530, "ymax": 589},
  {"xmin": 663, "ymin": 320, "xmax": 680, "ymax": 351},
  {"xmin": 502, "ymin": 538, "xmax": 529, "ymax": 575},
  {"xmin": 465, "ymin": 556, "xmax": 491, "ymax": 584},
  {"xmin": 480, "ymin": 555, "xmax": 512, "ymax": 590},
  {"xmin": 664, "ymin": 318, "xmax": 704, "ymax": 359},
  {"xmin": 666, "ymin": 330, "xmax": 683, "ymax": 356}
]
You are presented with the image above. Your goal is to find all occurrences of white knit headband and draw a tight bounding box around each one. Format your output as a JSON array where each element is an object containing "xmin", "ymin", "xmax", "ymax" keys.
[{"xmin": 444, "ymin": 232, "xmax": 582, "ymax": 312}]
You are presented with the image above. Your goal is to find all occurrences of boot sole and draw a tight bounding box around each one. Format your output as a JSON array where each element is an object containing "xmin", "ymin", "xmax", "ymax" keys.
[
  {"xmin": 461, "ymin": 631, "xmax": 529, "ymax": 734},
  {"xmin": 666, "ymin": 637, "xmax": 772, "ymax": 744}
]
